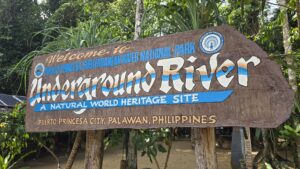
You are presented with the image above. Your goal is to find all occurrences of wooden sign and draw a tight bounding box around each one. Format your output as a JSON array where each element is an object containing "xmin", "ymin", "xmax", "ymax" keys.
[{"xmin": 26, "ymin": 25, "xmax": 294, "ymax": 132}]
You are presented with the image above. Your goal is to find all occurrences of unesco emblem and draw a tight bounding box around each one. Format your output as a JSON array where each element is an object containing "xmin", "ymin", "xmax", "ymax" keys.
[
  {"xmin": 34, "ymin": 63, "xmax": 45, "ymax": 78},
  {"xmin": 199, "ymin": 31, "xmax": 224, "ymax": 54}
]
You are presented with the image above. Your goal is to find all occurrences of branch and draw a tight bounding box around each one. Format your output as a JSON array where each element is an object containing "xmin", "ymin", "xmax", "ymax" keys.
[
  {"xmin": 267, "ymin": 1, "xmax": 294, "ymax": 10},
  {"xmin": 38, "ymin": 141, "xmax": 61, "ymax": 169},
  {"xmin": 65, "ymin": 131, "xmax": 82, "ymax": 169}
]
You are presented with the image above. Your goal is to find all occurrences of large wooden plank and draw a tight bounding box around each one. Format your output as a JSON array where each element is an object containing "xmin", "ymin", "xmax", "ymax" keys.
[{"xmin": 26, "ymin": 25, "xmax": 294, "ymax": 132}]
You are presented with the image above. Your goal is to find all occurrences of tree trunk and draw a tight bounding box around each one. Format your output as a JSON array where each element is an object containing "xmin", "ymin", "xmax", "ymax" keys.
[
  {"xmin": 261, "ymin": 129, "xmax": 269, "ymax": 159},
  {"xmin": 127, "ymin": 130, "xmax": 138, "ymax": 169},
  {"xmin": 164, "ymin": 132, "xmax": 172, "ymax": 169},
  {"xmin": 65, "ymin": 131, "xmax": 82, "ymax": 169},
  {"xmin": 84, "ymin": 130, "xmax": 105, "ymax": 169},
  {"xmin": 277, "ymin": 0, "xmax": 299, "ymax": 168},
  {"xmin": 126, "ymin": 1, "xmax": 144, "ymax": 169},
  {"xmin": 277, "ymin": 0, "xmax": 298, "ymax": 91},
  {"xmin": 295, "ymin": 137, "xmax": 300, "ymax": 169},
  {"xmin": 134, "ymin": 0, "xmax": 144, "ymax": 40},
  {"xmin": 296, "ymin": 0, "xmax": 300, "ymax": 40},
  {"xmin": 193, "ymin": 128, "xmax": 217, "ymax": 169}
]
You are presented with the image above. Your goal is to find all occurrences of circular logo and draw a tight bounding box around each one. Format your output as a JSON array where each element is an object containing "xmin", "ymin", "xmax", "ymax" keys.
[
  {"xmin": 34, "ymin": 63, "xmax": 45, "ymax": 78},
  {"xmin": 199, "ymin": 31, "xmax": 224, "ymax": 54}
]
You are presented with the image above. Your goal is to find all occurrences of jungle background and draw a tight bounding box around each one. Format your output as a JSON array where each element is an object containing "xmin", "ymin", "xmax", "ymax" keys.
[{"xmin": 0, "ymin": 0, "xmax": 300, "ymax": 168}]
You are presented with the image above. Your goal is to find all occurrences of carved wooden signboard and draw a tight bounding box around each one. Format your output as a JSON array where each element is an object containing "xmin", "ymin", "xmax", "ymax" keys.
[{"xmin": 26, "ymin": 25, "xmax": 294, "ymax": 132}]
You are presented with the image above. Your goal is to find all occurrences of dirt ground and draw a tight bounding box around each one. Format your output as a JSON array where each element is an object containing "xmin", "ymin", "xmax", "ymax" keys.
[{"xmin": 22, "ymin": 141, "xmax": 236, "ymax": 169}]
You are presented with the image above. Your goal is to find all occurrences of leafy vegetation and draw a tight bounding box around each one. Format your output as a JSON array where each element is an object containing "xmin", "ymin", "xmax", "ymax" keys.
[
  {"xmin": 0, "ymin": 103, "xmax": 55, "ymax": 169},
  {"xmin": 0, "ymin": 0, "xmax": 300, "ymax": 168},
  {"xmin": 0, "ymin": 151, "xmax": 34, "ymax": 169},
  {"xmin": 135, "ymin": 128, "xmax": 172, "ymax": 169}
]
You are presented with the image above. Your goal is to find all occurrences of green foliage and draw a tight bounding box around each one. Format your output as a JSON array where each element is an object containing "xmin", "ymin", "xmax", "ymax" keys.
[
  {"xmin": 254, "ymin": 17, "xmax": 284, "ymax": 53},
  {"xmin": 278, "ymin": 94, "xmax": 300, "ymax": 150},
  {"xmin": 104, "ymin": 130, "xmax": 123, "ymax": 150},
  {"xmin": 145, "ymin": 0, "xmax": 223, "ymax": 34},
  {"xmin": 280, "ymin": 124, "xmax": 300, "ymax": 138},
  {"xmin": 1, "ymin": 0, "xmax": 300, "ymax": 167},
  {"xmin": 0, "ymin": 0, "xmax": 45, "ymax": 94},
  {"xmin": 261, "ymin": 162, "xmax": 273, "ymax": 169},
  {"xmin": 14, "ymin": 18, "xmax": 116, "ymax": 91},
  {"xmin": 0, "ymin": 104, "xmax": 56, "ymax": 169},
  {"xmin": 0, "ymin": 103, "xmax": 56, "ymax": 157},
  {"xmin": 0, "ymin": 104, "xmax": 30, "ymax": 155},
  {"xmin": 98, "ymin": 0, "xmax": 136, "ymax": 41},
  {"xmin": 45, "ymin": 2, "xmax": 81, "ymax": 28},
  {"xmin": 0, "ymin": 151, "xmax": 34, "ymax": 169},
  {"xmin": 135, "ymin": 128, "xmax": 171, "ymax": 164},
  {"xmin": 222, "ymin": 0, "xmax": 266, "ymax": 36}
]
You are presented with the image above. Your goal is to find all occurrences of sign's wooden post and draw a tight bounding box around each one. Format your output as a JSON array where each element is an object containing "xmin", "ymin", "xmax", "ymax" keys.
[
  {"xmin": 194, "ymin": 128, "xmax": 217, "ymax": 169},
  {"xmin": 84, "ymin": 130, "xmax": 105, "ymax": 169},
  {"xmin": 231, "ymin": 127, "xmax": 252, "ymax": 169},
  {"xmin": 127, "ymin": 130, "xmax": 138, "ymax": 169},
  {"xmin": 231, "ymin": 127, "xmax": 245, "ymax": 169},
  {"xmin": 244, "ymin": 127, "xmax": 252, "ymax": 169}
]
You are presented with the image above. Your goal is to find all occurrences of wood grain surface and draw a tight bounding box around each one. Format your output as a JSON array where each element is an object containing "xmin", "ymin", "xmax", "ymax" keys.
[{"xmin": 25, "ymin": 25, "xmax": 294, "ymax": 132}]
